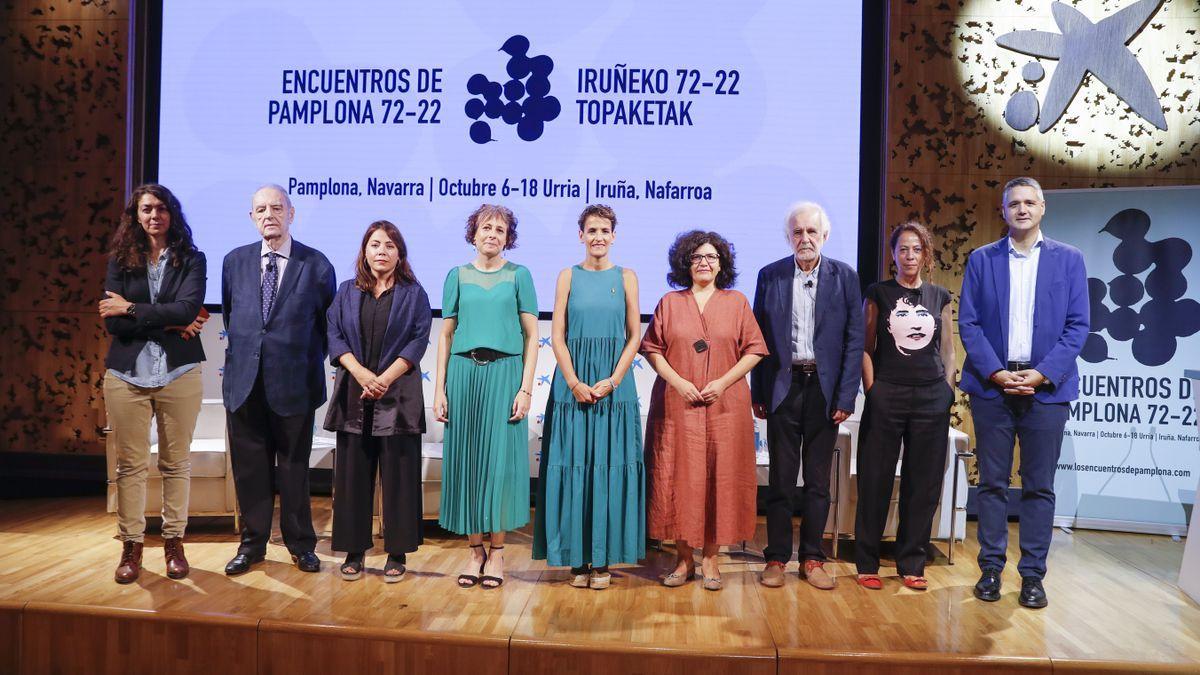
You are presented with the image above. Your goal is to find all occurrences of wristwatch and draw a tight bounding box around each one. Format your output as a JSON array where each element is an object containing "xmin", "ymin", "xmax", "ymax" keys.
[{"xmin": 126, "ymin": 303, "xmax": 136, "ymax": 318}]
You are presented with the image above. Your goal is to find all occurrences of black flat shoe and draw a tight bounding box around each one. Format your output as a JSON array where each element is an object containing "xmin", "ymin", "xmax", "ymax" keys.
[
  {"xmin": 1019, "ymin": 577, "xmax": 1048, "ymax": 608},
  {"xmin": 225, "ymin": 552, "xmax": 265, "ymax": 576},
  {"xmin": 340, "ymin": 553, "xmax": 365, "ymax": 581},
  {"xmin": 293, "ymin": 551, "xmax": 321, "ymax": 573},
  {"xmin": 974, "ymin": 569, "xmax": 1002, "ymax": 602}
]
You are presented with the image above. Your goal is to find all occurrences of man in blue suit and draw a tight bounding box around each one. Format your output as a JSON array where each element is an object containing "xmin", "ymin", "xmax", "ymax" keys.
[
  {"xmin": 752, "ymin": 202, "xmax": 864, "ymax": 590},
  {"xmin": 221, "ymin": 184, "xmax": 336, "ymax": 575},
  {"xmin": 959, "ymin": 177, "xmax": 1089, "ymax": 608}
]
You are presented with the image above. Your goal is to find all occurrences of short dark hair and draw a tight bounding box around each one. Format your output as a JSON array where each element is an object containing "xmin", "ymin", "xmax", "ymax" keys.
[
  {"xmin": 464, "ymin": 204, "xmax": 518, "ymax": 250},
  {"xmin": 888, "ymin": 221, "xmax": 934, "ymax": 274},
  {"xmin": 666, "ymin": 230, "xmax": 737, "ymax": 290},
  {"xmin": 883, "ymin": 292, "xmax": 925, "ymax": 332},
  {"xmin": 1001, "ymin": 176, "xmax": 1044, "ymax": 204},
  {"xmin": 354, "ymin": 220, "xmax": 415, "ymax": 292},
  {"xmin": 577, "ymin": 204, "xmax": 617, "ymax": 231}
]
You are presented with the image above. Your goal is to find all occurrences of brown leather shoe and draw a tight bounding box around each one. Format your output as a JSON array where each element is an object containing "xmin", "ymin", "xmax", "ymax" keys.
[
  {"xmin": 760, "ymin": 561, "xmax": 786, "ymax": 588},
  {"xmin": 164, "ymin": 537, "xmax": 190, "ymax": 579},
  {"xmin": 114, "ymin": 541, "xmax": 143, "ymax": 584},
  {"xmin": 803, "ymin": 560, "xmax": 837, "ymax": 590}
]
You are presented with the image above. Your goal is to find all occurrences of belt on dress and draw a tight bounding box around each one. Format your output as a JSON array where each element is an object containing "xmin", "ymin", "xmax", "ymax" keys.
[{"xmin": 462, "ymin": 347, "xmax": 511, "ymax": 365}]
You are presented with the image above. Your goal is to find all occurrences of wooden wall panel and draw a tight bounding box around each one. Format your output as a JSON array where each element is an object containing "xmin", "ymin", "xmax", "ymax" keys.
[
  {"xmin": 0, "ymin": 0, "xmax": 127, "ymax": 455},
  {"xmin": 21, "ymin": 602, "xmax": 257, "ymax": 675},
  {"xmin": 0, "ymin": 601, "xmax": 21, "ymax": 675},
  {"xmin": 510, "ymin": 640, "xmax": 777, "ymax": 675},
  {"xmin": 258, "ymin": 622, "xmax": 509, "ymax": 675}
]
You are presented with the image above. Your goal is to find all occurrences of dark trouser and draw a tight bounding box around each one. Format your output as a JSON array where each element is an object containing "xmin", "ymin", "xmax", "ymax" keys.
[
  {"xmin": 853, "ymin": 379, "xmax": 954, "ymax": 576},
  {"xmin": 763, "ymin": 370, "xmax": 840, "ymax": 563},
  {"xmin": 971, "ymin": 393, "xmax": 1069, "ymax": 580},
  {"xmin": 332, "ymin": 430, "xmax": 424, "ymax": 558},
  {"xmin": 227, "ymin": 372, "xmax": 317, "ymax": 556}
]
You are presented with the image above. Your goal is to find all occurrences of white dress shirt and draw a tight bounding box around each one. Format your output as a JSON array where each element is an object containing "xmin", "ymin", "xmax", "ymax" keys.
[
  {"xmin": 1007, "ymin": 232, "xmax": 1043, "ymax": 363},
  {"xmin": 259, "ymin": 236, "xmax": 293, "ymax": 292},
  {"xmin": 791, "ymin": 257, "xmax": 820, "ymax": 363}
]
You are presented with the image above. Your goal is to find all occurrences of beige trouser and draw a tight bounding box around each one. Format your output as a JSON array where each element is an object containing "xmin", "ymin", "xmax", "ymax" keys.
[{"xmin": 104, "ymin": 368, "xmax": 203, "ymax": 542}]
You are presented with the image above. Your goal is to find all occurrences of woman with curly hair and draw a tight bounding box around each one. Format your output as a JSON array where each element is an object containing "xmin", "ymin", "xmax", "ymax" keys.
[
  {"xmin": 640, "ymin": 230, "xmax": 768, "ymax": 590},
  {"xmin": 434, "ymin": 204, "xmax": 539, "ymax": 589},
  {"xmin": 99, "ymin": 183, "xmax": 208, "ymax": 583}
]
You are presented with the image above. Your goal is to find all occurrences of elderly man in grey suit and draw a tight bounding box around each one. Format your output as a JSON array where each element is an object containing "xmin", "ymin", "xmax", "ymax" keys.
[
  {"xmin": 222, "ymin": 184, "xmax": 335, "ymax": 575},
  {"xmin": 752, "ymin": 202, "xmax": 864, "ymax": 590}
]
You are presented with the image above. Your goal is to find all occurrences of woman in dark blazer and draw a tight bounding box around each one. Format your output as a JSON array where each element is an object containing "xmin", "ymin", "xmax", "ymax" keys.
[
  {"xmin": 325, "ymin": 220, "xmax": 432, "ymax": 581},
  {"xmin": 99, "ymin": 183, "xmax": 208, "ymax": 583}
]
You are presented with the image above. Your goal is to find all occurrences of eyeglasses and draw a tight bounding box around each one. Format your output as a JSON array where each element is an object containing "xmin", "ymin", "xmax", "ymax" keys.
[{"xmin": 689, "ymin": 253, "xmax": 720, "ymax": 265}]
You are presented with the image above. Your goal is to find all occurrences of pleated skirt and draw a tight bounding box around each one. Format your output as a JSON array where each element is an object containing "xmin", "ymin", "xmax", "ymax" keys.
[
  {"xmin": 438, "ymin": 353, "xmax": 530, "ymax": 535},
  {"xmin": 533, "ymin": 338, "xmax": 645, "ymax": 567}
]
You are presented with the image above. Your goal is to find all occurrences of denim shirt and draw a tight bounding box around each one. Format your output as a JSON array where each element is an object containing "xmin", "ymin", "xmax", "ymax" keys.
[{"xmin": 109, "ymin": 250, "xmax": 198, "ymax": 388}]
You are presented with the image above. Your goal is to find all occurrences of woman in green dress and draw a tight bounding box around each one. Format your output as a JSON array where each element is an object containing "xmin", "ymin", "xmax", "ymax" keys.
[
  {"xmin": 533, "ymin": 205, "xmax": 644, "ymax": 590},
  {"xmin": 434, "ymin": 204, "xmax": 539, "ymax": 589}
]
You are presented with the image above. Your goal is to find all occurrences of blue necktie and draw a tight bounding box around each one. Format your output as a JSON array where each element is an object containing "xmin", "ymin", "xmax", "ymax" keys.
[{"xmin": 262, "ymin": 251, "xmax": 278, "ymax": 323}]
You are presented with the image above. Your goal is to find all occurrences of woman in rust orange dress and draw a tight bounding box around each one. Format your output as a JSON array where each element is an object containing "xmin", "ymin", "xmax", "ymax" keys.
[{"xmin": 641, "ymin": 230, "xmax": 768, "ymax": 591}]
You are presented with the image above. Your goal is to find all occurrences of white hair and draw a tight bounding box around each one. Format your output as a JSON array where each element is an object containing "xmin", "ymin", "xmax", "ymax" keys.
[
  {"xmin": 253, "ymin": 183, "xmax": 293, "ymax": 211},
  {"xmin": 1001, "ymin": 177, "xmax": 1044, "ymax": 205},
  {"xmin": 784, "ymin": 201, "xmax": 831, "ymax": 238}
]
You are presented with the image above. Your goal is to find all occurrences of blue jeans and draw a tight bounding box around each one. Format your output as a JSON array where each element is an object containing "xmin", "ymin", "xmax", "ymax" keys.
[{"xmin": 971, "ymin": 394, "xmax": 1069, "ymax": 580}]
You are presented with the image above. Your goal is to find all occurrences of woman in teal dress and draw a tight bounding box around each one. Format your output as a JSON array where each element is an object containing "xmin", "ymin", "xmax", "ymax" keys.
[
  {"xmin": 533, "ymin": 204, "xmax": 644, "ymax": 590},
  {"xmin": 434, "ymin": 204, "xmax": 539, "ymax": 589}
]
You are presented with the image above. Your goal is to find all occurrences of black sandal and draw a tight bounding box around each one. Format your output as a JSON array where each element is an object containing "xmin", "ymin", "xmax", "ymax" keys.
[
  {"xmin": 383, "ymin": 554, "xmax": 406, "ymax": 583},
  {"xmin": 458, "ymin": 544, "xmax": 486, "ymax": 588},
  {"xmin": 480, "ymin": 545, "xmax": 505, "ymax": 589},
  {"xmin": 340, "ymin": 552, "xmax": 365, "ymax": 581}
]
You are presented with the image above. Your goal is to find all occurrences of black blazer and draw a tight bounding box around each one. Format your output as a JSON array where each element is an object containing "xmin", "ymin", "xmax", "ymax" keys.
[{"xmin": 104, "ymin": 250, "xmax": 207, "ymax": 372}]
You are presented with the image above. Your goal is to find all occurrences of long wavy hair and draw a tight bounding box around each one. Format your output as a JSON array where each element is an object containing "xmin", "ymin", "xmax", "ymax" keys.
[
  {"xmin": 354, "ymin": 220, "xmax": 416, "ymax": 292},
  {"xmin": 109, "ymin": 184, "xmax": 197, "ymax": 270}
]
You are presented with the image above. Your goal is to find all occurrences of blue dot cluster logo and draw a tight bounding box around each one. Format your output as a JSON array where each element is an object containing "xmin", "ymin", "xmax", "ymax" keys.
[
  {"xmin": 465, "ymin": 35, "xmax": 561, "ymax": 143},
  {"xmin": 1083, "ymin": 208, "xmax": 1200, "ymax": 366}
]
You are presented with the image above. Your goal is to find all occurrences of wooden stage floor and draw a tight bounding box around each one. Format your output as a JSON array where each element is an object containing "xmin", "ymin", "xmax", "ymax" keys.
[{"xmin": 1, "ymin": 497, "xmax": 1197, "ymax": 674}]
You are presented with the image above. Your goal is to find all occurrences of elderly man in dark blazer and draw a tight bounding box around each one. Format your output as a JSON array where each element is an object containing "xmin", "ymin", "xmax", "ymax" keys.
[
  {"xmin": 752, "ymin": 201, "xmax": 864, "ymax": 590},
  {"xmin": 221, "ymin": 184, "xmax": 336, "ymax": 575}
]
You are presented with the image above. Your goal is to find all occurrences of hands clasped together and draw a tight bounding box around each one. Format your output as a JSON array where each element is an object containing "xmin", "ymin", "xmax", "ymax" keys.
[{"xmin": 991, "ymin": 368, "xmax": 1046, "ymax": 396}]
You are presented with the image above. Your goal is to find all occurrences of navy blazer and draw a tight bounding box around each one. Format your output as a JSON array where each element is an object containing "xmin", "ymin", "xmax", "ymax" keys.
[
  {"xmin": 958, "ymin": 235, "xmax": 1089, "ymax": 403},
  {"xmin": 751, "ymin": 255, "xmax": 864, "ymax": 414},
  {"xmin": 104, "ymin": 251, "xmax": 207, "ymax": 372},
  {"xmin": 221, "ymin": 238, "xmax": 336, "ymax": 416},
  {"xmin": 323, "ymin": 279, "xmax": 432, "ymax": 435}
]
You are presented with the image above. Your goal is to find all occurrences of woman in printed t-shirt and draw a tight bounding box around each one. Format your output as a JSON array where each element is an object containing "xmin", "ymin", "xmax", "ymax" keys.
[{"xmin": 854, "ymin": 221, "xmax": 956, "ymax": 591}]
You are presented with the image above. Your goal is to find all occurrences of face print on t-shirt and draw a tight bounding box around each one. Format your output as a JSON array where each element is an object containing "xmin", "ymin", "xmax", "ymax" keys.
[{"xmin": 885, "ymin": 294, "xmax": 935, "ymax": 355}]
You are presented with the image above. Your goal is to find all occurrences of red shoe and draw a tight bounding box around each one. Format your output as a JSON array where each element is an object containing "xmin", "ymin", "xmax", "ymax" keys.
[
  {"xmin": 902, "ymin": 575, "xmax": 928, "ymax": 590},
  {"xmin": 856, "ymin": 574, "xmax": 882, "ymax": 590}
]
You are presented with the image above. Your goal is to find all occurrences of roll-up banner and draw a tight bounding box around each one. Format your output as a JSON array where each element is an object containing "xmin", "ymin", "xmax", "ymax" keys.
[{"xmin": 1047, "ymin": 186, "xmax": 1200, "ymax": 535}]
